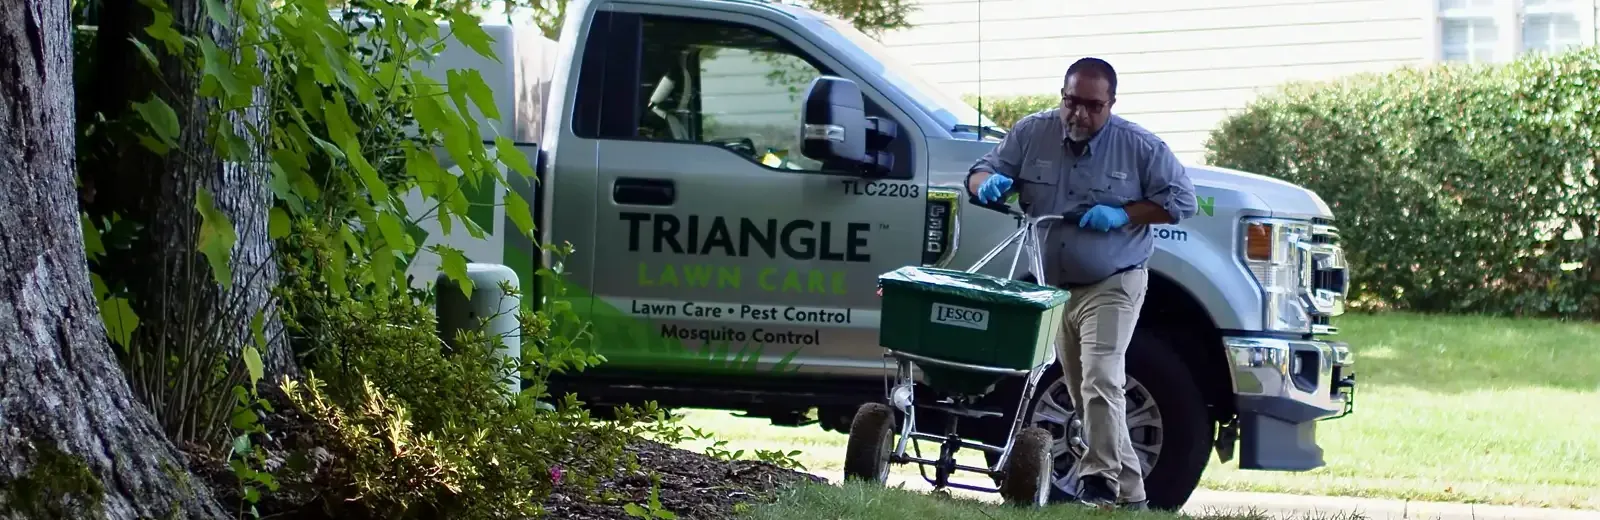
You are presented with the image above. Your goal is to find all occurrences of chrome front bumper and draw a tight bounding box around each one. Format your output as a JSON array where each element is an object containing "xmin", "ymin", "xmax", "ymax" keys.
[{"xmin": 1222, "ymin": 336, "xmax": 1356, "ymax": 471}]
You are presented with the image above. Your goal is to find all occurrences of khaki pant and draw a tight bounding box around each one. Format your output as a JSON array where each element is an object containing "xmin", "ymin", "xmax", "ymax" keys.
[{"xmin": 1056, "ymin": 267, "xmax": 1148, "ymax": 503}]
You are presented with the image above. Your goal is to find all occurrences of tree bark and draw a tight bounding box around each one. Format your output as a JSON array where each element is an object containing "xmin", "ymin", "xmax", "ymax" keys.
[
  {"xmin": 0, "ymin": 1, "xmax": 228, "ymax": 517},
  {"xmin": 78, "ymin": 0, "xmax": 295, "ymax": 445}
]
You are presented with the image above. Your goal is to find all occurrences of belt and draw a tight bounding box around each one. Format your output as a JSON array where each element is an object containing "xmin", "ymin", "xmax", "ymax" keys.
[
  {"xmin": 1061, "ymin": 263, "xmax": 1146, "ymax": 290},
  {"xmin": 1017, "ymin": 263, "xmax": 1146, "ymax": 290}
]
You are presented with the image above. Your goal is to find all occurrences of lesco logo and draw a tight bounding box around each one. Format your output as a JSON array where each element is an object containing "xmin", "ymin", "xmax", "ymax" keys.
[{"xmin": 930, "ymin": 303, "xmax": 989, "ymax": 331}]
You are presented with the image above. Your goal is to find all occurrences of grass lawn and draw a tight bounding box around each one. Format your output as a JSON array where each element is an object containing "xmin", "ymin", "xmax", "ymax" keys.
[
  {"xmin": 673, "ymin": 311, "xmax": 1600, "ymax": 510},
  {"xmin": 741, "ymin": 479, "xmax": 1362, "ymax": 520}
]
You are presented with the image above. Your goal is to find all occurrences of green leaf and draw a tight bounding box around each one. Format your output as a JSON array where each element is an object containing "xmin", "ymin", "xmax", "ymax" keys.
[
  {"xmin": 370, "ymin": 247, "xmax": 396, "ymax": 299},
  {"xmin": 136, "ymin": 134, "xmax": 171, "ymax": 155},
  {"xmin": 141, "ymin": 5, "xmax": 186, "ymax": 54},
  {"xmin": 341, "ymin": 139, "xmax": 388, "ymax": 202},
  {"xmin": 410, "ymin": 90, "xmax": 476, "ymax": 172},
  {"xmin": 327, "ymin": 238, "xmax": 349, "ymax": 297},
  {"xmin": 505, "ymin": 189, "xmax": 535, "ymax": 238},
  {"xmin": 200, "ymin": 38, "xmax": 245, "ymax": 101},
  {"xmin": 90, "ymin": 273, "xmax": 109, "ymax": 301},
  {"xmin": 446, "ymin": 70, "xmax": 476, "ymax": 125},
  {"xmin": 230, "ymin": 407, "xmax": 257, "ymax": 430},
  {"xmin": 436, "ymin": 245, "xmax": 474, "ymax": 299},
  {"xmin": 203, "ymin": 0, "xmax": 230, "ymax": 26},
  {"xmin": 194, "ymin": 187, "xmax": 237, "ymax": 288},
  {"xmin": 495, "ymin": 136, "xmax": 537, "ymax": 179},
  {"xmin": 232, "ymin": 434, "xmax": 251, "ymax": 456},
  {"xmin": 406, "ymin": 145, "xmax": 445, "ymax": 199},
  {"xmin": 235, "ymin": 42, "xmax": 264, "ymax": 89},
  {"xmin": 81, "ymin": 214, "xmax": 105, "ymax": 260},
  {"xmin": 459, "ymin": 68, "xmax": 501, "ymax": 121},
  {"xmin": 322, "ymin": 94, "xmax": 358, "ymax": 151},
  {"xmin": 242, "ymin": 345, "xmax": 264, "ymax": 387},
  {"xmin": 268, "ymin": 207, "xmax": 291, "ymax": 239},
  {"xmin": 448, "ymin": 12, "xmax": 499, "ymax": 62},
  {"xmin": 250, "ymin": 309, "xmax": 267, "ymax": 350},
  {"xmin": 98, "ymin": 296, "xmax": 139, "ymax": 349},
  {"xmin": 308, "ymin": 134, "xmax": 346, "ymax": 160},
  {"xmin": 293, "ymin": 69, "xmax": 325, "ymax": 119},
  {"xmin": 376, "ymin": 211, "xmax": 409, "ymax": 255},
  {"xmin": 212, "ymin": 122, "xmax": 252, "ymax": 163},
  {"xmin": 132, "ymin": 94, "xmax": 180, "ymax": 150},
  {"xmin": 127, "ymin": 38, "xmax": 161, "ymax": 74}
]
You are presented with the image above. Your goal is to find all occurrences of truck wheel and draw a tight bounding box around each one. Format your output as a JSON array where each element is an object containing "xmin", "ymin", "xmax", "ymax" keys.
[
  {"xmin": 983, "ymin": 330, "xmax": 1212, "ymax": 511},
  {"xmin": 842, "ymin": 402, "xmax": 896, "ymax": 484},
  {"xmin": 998, "ymin": 426, "xmax": 1052, "ymax": 507}
]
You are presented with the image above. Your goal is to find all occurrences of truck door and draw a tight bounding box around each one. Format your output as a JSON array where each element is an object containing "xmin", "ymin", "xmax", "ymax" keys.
[{"xmin": 570, "ymin": 5, "xmax": 928, "ymax": 378}]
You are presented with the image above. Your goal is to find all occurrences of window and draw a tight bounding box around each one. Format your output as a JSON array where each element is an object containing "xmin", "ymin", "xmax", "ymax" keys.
[
  {"xmin": 1435, "ymin": 0, "xmax": 1595, "ymax": 63},
  {"xmin": 1522, "ymin": 0, "xmax": 1586, "ymax": 53},
  {"xmin": 572, "ymin": 11, "xmax": 913, "ymax": 177},
  {"xmin": 635, "ymin": 17, "xmax": 828, "ymax": 171}
]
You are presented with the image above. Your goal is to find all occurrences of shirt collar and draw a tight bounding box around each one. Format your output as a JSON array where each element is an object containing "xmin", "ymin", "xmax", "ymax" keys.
[{"xmin": 1061, "ymin": 115, "xmax": 1115, "ymax": 157}]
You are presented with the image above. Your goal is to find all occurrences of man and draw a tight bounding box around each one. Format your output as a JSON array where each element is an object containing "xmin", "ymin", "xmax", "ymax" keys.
[{"xmin": 964, "ymin": 57, "xmax": 1197, "ymax": 510}]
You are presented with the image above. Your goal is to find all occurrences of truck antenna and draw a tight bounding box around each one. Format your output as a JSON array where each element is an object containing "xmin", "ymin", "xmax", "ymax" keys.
[{"xmin": 976, "ymin": 0, "xmax": 983, "ymax": 140}]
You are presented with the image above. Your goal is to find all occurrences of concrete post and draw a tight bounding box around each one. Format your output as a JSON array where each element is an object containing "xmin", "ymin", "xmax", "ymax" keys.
[{"xmin": 436, "ymin": 262, "xmax": 522, "ymax": 397}]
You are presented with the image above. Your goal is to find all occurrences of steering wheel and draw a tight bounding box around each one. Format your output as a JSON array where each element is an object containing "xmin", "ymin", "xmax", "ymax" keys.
[{"xmin": 708, "ymin": 137, "xmax": 758, "ymax": 158}]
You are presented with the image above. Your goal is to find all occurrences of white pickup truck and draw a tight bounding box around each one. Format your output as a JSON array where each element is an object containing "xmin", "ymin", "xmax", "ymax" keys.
[{"xmin": 408, "ymin": 0, "xmax": 1358, "ymax": 510}]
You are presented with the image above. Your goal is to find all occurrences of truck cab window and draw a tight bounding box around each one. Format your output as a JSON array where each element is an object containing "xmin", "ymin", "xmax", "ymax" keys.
[{"xmin": 636, "ymin": 17, "xmax": 827, "ymax": 171}]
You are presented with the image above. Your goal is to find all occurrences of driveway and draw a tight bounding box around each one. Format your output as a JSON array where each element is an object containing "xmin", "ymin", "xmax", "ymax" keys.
[
  {"xmin": 810, "ymin": 470, "xmax": 1600, "ymax": 520},
  {"xmin": 1184, "ymin": 490, "xmax": 1600, "ymax": 520}
]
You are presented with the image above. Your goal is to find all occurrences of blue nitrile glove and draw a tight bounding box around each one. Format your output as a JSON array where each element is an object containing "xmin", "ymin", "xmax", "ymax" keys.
[
  {"xmin": 1078, "ymin": 205, "xmax": 1129, "ymax": 232},
  {"xmin": 976, "ymin": 173, "xmax": 1013, "ymax": 203}
]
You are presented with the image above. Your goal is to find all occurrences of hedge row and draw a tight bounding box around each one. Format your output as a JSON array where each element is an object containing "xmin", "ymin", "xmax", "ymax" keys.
[
  {"xmin": 963, "ymin": 48, "xmax": 1600, "ymax": 320},
  {"xmin": 1205, "ymin": 50, "xmax": 1600, "ymax": 320},
  {"xmin": 963, "ymin": 93, "xmax": 1055, "ymax": 130}
]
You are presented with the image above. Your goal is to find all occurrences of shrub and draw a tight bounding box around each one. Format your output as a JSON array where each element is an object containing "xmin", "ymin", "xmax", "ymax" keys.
[
  {"xmin": 963, "ymin": 93, "xmax": 1057, "ymax": 129},
  {"xmin": 271, "ymin": 220, "xmax": 684, "ymax": 519},
  {"xmin": 1205, "ymin": 48, "xmax": 1600, "ymax": 320}
]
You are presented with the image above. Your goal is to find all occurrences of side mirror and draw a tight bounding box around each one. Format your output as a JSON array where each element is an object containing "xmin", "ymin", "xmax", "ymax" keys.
[{"xmin": 799, "ymin": 76, "xmax": 893, "ymax": 176}]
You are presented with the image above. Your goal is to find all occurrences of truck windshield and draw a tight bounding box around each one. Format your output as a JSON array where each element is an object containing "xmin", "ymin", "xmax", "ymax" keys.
[{"xmin": 811, "ymin": 16, "xmax": 1001, "ymax": 137}]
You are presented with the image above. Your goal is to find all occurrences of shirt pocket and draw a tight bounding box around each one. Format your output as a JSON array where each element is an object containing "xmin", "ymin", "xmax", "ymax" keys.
[
  {"xmin": 1089, "ymin": 169, "xmax": 1142, "ymax": 205},
  {"xmin": 1016, "ymin": 162, "xmax": 1059, "ymax": 212}
]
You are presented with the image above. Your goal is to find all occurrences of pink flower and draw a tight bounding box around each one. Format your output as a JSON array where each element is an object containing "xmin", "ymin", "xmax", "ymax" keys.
[{"xmin": 549, "ymin": 465, "xmax": 564, "ymax": 486}]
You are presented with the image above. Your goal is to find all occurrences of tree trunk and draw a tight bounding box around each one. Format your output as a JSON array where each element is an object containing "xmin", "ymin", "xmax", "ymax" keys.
[
  {"xmin": 78, "ymin": 0, "xmax": 295, "ymax": 445},
  {"xmin": 0, "ymin": 1, "xmax": 228, "ymax": 517}
]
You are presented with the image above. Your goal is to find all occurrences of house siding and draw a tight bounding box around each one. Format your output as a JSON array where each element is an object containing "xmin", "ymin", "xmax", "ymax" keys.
[{"xmin": 876, "ymin": 0, "xmax": 1431, "ymax": 163}]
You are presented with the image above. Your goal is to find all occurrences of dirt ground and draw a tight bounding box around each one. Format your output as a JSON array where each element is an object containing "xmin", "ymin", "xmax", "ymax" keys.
[
  {"xmin": 543, "ymin": 438, "xmax": 826, "ymax": 519},
  {"xmin": 184, "ymin": 386, "xmax": 822, "ymax": 520}
]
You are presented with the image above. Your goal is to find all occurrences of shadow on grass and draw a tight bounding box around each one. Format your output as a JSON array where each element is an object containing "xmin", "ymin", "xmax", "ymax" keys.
[
  {"xmin": 1338, "ymin": 311, "xmax": 1600, "ymax": 394},
  {"xmin": 740, "ymin": 479, "xmax": 1369, "ymax": 520}
]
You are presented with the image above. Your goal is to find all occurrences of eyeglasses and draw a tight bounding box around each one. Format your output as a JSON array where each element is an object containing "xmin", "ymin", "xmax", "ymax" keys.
[{"xmin": 1060, "ymin": 93, "xmax": 1108, "ymax": 114}]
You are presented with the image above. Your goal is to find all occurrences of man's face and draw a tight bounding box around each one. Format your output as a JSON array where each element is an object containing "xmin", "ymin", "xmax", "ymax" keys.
[{"xmin": 1059, "ymin": 74, "xmax": 1114, "ymax": 142}]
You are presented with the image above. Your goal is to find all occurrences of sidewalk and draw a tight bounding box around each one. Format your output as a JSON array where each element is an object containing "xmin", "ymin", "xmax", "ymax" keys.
[
  {"xmin": 1184, "ymin": 490, "xmax": 1600, "ymax": 520},
  {"xmin": 813, "ymin": 470, "xmax": 1600, "ymax": 520}
]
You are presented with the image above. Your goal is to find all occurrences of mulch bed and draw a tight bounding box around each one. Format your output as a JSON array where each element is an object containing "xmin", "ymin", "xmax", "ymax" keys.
[
  {"xmin": 183, "ymin": 384, "xmax": 826, "ymax": 519},
  {"xmin": 542, "ymin": 439, "xmax": 827, "ymax": 520}
]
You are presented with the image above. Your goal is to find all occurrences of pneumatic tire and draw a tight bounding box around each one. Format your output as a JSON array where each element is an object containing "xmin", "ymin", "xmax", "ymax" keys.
[
  {"xmin": 981, "ymin": 329, "xmax": 1213, "ymax": 511},
  {"xmin": 998, "ymin": 426, "xmax": 1053, "ymax": 507},
  {"xmin": 842, "ymin": 402, "xmax": 895, "ymax": 484}
]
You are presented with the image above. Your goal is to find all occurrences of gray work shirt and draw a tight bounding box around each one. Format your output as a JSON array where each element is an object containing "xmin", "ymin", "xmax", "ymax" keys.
[{"xmin": 969, "ymin": 109, "xmax": 1198, "ymax": 287}]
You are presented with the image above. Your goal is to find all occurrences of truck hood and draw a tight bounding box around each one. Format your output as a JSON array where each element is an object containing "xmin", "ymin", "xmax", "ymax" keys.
[
  {"xmin": 930, "ymin": 138, "xmax": 1334, "ymax": 221},
  {"xmin": 1185, "ymin": 164, "xmax": 1333, "ymax": 220}
]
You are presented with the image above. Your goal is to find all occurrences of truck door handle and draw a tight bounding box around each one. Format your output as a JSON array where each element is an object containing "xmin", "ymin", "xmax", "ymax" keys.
[{"xmin": 613, "ymin": 177, "xmax": 676, "ymax": 206}]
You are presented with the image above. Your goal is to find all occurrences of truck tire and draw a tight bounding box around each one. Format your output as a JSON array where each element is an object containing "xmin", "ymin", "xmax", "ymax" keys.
[
  {"xmin": 842, "ymin": 402, "xmax": 896, "ymax": 484},
  {"xmin": 982, "ymin": 329, "xmax": 1212, "ymax": 511}
]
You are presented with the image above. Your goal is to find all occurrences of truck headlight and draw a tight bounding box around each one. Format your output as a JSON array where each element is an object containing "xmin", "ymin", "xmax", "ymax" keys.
[{"xmin": 1241, "ymin": 217, "xmax": 1313, "ymax": 334}]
